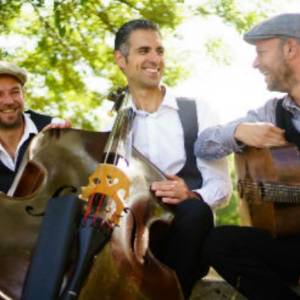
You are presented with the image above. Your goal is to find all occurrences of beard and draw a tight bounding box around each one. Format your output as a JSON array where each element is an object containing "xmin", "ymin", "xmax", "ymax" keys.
[
  {"xmin": 0, "ymin": 110, "xmax": 23, "ymax": 129},
  {"xmin": 265, "ymin": 56, "xmax": 295, "ymax": 93},
  {"xmin": 266, "ymin": 68, "xmax": 292, "ymax": 93},
  {"xmin": 266, "ymin": 76, "xmax": 287, "ymax": 92}
]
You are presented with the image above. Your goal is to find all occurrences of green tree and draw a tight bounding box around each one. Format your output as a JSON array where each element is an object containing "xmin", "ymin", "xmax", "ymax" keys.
[
  {"xmin": 216, "ymin": 155, "xmax": 240, "ymax": 225},
  {"xmin": 0, "ymin": 0, "xmax": 184, "ymax": 128},
  {"xmin": 0, "ymin": 0, "xmax": 278, "ymax": 128},
  {"xmin": 0, "ymin": 0, "xmax": 287, "ymax": 225}
]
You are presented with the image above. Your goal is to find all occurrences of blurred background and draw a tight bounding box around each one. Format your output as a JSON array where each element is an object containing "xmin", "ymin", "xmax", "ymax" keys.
[{"xmin": 2, "ymin": 0, "xmax": 299, "ymax": 224}]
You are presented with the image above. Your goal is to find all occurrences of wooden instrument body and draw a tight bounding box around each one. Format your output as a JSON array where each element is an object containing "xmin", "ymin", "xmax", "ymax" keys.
[
  {"xmin": 0, "ymin": 128, "xmax": 183, "ymax": 300},
  {"xmin": 78, "ymin": 149, "xmax": 182, "ymax": 300},
  {"xmin": 0, "ymin": 129, "xmax": 108, "ymax": 299},
  {"xmin": 235, "ymin": 145, "xmax": 300, "ymax": 237}
]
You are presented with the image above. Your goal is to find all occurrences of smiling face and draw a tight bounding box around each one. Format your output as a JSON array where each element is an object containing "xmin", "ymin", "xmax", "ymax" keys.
[
  {"xmin": 253, "ymin": 38, "xmax": 294, "ymax": 93},
  {"xmin": 115, "ymin": 29, "xmax": 165, "ymax": 90},
  {"xmin": 0, "ymin": 75, "xmax": 24, "ymax": 129}
]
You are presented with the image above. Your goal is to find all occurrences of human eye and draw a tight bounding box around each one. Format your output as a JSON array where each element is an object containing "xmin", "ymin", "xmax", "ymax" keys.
[
  {"xmin": 256, "ymin": 48, "xmax": 266, "ymax": 56},
  {"xmin": 138, "ymin": 47, "xmax": 149, "ymax": 54},
  {"xmin": 11, "ymin": 89, "xmax": 21, "ymax": 96},
  {"xmin": 157, "ymin": 47, "xmax": 164, "ymax": 55}
]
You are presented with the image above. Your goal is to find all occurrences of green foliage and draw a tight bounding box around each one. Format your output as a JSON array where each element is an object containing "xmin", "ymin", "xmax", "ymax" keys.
[
  {"xmin": 0, "ymin": 0, "xmax": 184, "ymax": 127},
  {"xmin": 216, "ymin": 155, "xmax": 241, "ymax": 225},
  {"xmin": 0, "ymin": 0, "xmax": 280, "ymax": 224},
  {"xmin": 204, "ymin": 37, "xmax": 232, "ymax": 66},
  {"xmin": 0, "ymin": 0, "xmax": 283, "ymax": 128},
  {"xmin": 0, "ymin": 0, "xmax": 276, "ymax": 128},
  {"xmin": 194, "ymin": 0, "xmax": 268, "ymax": 33}
]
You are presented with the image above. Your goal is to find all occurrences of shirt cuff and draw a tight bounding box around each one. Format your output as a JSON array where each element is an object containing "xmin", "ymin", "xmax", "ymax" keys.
[{"xmin": 223, "ymin": 120, "xmax": 245, "ymax": 153}]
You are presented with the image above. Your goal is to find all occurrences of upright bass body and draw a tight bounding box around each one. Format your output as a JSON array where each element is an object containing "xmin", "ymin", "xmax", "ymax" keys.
[
  {"xmin": 77, "ymin": 148, "xmax": 182, "ymax": 300},
  {"xmin": 0, "ymin": 129, "xmax": 108, "ymax": 299},
  {"xmin": 0, "ymin": 127, "xmax": 183, "ymax": 299},
  {"xmin": 235, "ymin": 145, "xmax": 300, "ymax": 237}
]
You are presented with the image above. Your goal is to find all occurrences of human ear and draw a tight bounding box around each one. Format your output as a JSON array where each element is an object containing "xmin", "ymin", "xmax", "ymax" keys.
[
  {"xmin": 283, "ymin": 38, "xmax": 298, "ymax": 59},
  {"xmin": 114, "ymin": 50, "xmax": 126, "ymax": 69}
]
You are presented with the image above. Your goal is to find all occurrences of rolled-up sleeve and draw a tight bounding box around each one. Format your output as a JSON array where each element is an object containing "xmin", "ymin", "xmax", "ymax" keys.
[
  {"xmin": 195, "ymin": 118, "xmax": 246, "ymax": 160},
  {"xmin": 194, "ymin": 98, "xmax": 278, "ymax": 160}
]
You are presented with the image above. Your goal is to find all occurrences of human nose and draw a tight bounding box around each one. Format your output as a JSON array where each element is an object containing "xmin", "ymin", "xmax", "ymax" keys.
[
  {"xmin": 0, "ymin": 93, "xmax": 14, "ymax": 104},
  {"xmin": 4, "ymin": 93, "xmax": 15, "ymax": 103},
  {"xmin": 147, "ymin": 51, "xmax": 162, "ymax": 63}
]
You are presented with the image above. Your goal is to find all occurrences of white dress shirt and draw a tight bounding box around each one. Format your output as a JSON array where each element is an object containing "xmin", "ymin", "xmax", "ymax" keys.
[{"xmin": 123, "ymin": 87, "xmax": 231, "ymax": 208}]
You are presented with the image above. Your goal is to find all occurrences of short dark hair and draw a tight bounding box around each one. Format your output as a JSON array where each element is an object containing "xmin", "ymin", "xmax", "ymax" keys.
[{"xmin": 114, "ymin": 19, "xmax": 160, "ymax": 55}]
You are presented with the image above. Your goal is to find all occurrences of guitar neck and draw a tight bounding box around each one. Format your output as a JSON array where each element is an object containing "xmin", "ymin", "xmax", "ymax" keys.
[
  {"xmin": 263, "ymin": 182, "xmax": 300, "ymax": 204},
  {"xmin": 241, "ymin": 180, "xmax": 300, "ymax": 204}
]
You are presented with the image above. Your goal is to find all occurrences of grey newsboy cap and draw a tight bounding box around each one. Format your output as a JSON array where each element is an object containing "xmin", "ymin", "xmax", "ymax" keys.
[
  {"xmin": 0, "ymin": 61, "xmax": 27, "ymax": 85},
  {"xmin": 244, "ymin": 13, "xmax": 300, "ymax": 44}
]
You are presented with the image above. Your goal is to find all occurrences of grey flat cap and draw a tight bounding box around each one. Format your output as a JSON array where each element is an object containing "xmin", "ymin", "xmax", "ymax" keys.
[
  {"xmin": 0, "ymin": 61, "xmax": 27, "ymax": 85},
  {"xmin": 244, "ymin": 13, "xmax": 300, "ymax": 44}
]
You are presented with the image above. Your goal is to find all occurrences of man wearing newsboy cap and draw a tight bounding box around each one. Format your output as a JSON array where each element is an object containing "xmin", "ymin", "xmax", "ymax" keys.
[
  {"xmin": 244, "ymin": 13, "xmax": 300, "ymax": 43},
  {"xmin": 0, "ymin": 61, "xmax": 70, "ymax": 194},
  {"xmin": 195, "ymin": 13, "xmax": 300, "ymax": 299}
]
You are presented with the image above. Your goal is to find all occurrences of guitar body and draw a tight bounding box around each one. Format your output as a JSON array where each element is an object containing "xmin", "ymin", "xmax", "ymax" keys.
[{"xmin": 235, "ymin": 144, "xmax": 300, "ymax": 237}]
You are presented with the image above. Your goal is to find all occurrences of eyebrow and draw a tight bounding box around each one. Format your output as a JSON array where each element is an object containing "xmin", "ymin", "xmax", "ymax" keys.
[
  {"xmin": 136, "ymin": 45, "xmax": 164, "ymax": 51},
  {"xmin": 0, "ymin": 86, "xmax": 22, "ymax": 92},
  {"xmin": 137, "ymin": 46, "xmax": 150, "ymax": 50}
]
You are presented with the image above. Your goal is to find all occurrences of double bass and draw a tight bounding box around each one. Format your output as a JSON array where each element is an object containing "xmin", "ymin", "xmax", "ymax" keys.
[
  {"xmin": 235, "ymin": 144, "xmax": 300, "ymax": 237},
  {"xmin": 0, "ymin": 90, "xmax": 183, "ymax": 300}
]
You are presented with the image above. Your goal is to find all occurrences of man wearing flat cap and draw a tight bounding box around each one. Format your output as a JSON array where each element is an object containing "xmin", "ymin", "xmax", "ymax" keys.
[
  {"xmin": 195, "ymin": 13, "xmax": 300, "ymax": 299},
  {"xmin": 0, "ymin": 61, "xmax": 69, "ymax": 194}
]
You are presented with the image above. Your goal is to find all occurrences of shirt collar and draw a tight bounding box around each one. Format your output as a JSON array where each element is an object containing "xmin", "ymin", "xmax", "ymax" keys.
[
  {"xmin": 282, "ymin": 94, "xmax": 300, "ymax": 115},
  {"xmin": 21, "ymin": 112, "xmax": 38, "ymax": 140},
  {"xmin": 0, "ymin": 112, "xmax": 38, "ymax": 158},
  {"xmin": 125, "ymin": 86, "xmax": 179, "ymax": 114}
]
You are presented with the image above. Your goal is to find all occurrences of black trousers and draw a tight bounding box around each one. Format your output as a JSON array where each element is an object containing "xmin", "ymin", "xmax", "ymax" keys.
[
  {"xmin": 156, "ymin": 198, "xmax": 214, "ymax": 299},
  {"xmin": 202, "ymin": 225, "xmax": 300, "ymax": 300}
]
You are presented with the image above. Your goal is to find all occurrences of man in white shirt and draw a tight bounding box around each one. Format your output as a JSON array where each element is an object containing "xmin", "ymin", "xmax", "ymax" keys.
[
  {"xmin": 114, "ymin": 19, "xmax": 231, "ymax": 299},
  {"xmin": 0, "ymin": 61, "xmax": 70, "ymax": 193}
]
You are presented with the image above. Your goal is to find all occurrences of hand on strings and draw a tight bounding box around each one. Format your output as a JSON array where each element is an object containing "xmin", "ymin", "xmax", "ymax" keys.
[
  {"xmin": 234, "ymin": 122, "xmax": 287, "ymax": 148},
  {"xmin": 151, "ymin": 174, "xmax": 198, "ymax": 205}
]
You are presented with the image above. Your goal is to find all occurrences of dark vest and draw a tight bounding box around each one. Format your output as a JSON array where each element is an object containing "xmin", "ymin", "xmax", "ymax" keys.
[
  {"xmin": 0, "ymin": 110, "xmax": 52, "ymax": 193},
  {"xmin": 275, "ymin": 98, "xmax": 300, "ymax": 148},
  {"xmin": 176, "ymin": 98, "xmax": 203, "ymax": 190}
]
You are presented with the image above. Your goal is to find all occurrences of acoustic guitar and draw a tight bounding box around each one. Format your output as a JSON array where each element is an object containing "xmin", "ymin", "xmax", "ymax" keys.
[{"xmin": 234, "ymin": 144, "xmax": 300, "ymax": 237}]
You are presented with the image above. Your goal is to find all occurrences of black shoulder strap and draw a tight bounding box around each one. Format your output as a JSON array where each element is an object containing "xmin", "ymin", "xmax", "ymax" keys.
[
  {"xmin": 25, "ymin": 110, "xmax": 52, "ymax": 131},
  {"xmin": 275, "ymin": 98, "xmax": 287, "ymax": 129},
  {"xmin": 275, "ymin": 98, "xmax": 300, "ymax": 147},
  {"xmin": 176, "ymin": 97, "xmax": 198, "ymax": 160},
  {"xmin": 176, "ymin": 97, "xmax": 203, "ymax": 190},
  {"xmin": 15, "ymin": 110, "xmax": 52, "ymax": 169},
  {"xmin": 0, "ymin": 162, "xmax": 16, "ymax": 193}
]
